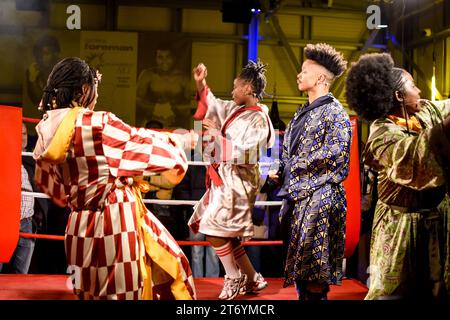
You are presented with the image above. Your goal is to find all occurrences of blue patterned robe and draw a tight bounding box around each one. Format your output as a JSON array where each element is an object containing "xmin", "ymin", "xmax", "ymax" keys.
[{"xmin": 276, "ymin": 93, "xmax": 352, "ymax": 287}]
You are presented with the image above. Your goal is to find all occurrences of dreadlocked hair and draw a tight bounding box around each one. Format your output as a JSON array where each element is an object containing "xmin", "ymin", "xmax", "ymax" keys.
[
  {"xmin": 304, "ymin": 43, "xmax": 347, "ymax": 77},
  {"xmin": 345, "ymin": 53, "xmax": 407, "ymax": 121},
  {"xmin": 238, "ymin": 60, "xmax": 268, "ymax": 101},
  {"xmin": 41, "ymin": 57, "xmax": 97, "ymax": 111}
]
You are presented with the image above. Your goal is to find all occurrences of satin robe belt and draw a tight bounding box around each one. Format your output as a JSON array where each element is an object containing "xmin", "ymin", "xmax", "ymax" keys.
[
  {"xmin": 206, "ymin": 163, "xmax": 223, "ymax": 188},
  {"xmin": 380, "ymin": 200, "xmax": 435, "ymax": 214}
]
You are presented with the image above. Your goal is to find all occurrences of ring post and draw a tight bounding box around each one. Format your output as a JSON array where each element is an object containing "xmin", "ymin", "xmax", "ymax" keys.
[{"xmin": 0, "ymin": 106, "xmax": 22, "ymax": 263}]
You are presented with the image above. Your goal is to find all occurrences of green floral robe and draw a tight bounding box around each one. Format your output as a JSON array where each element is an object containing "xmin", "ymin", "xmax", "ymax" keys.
[{"xmin": 364, "ymin": 99, "xmax": 450, "ymax": 300}]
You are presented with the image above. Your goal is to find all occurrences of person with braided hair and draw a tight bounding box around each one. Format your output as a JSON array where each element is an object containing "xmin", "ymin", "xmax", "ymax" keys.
[
  {"xmin": 188, "ymin": 60, "xmax": 275, "ymax": 300},
  {"xmin": 32, "ymin": 57, "xmax": 198, "ymax": 300},
  {"xmin": 345, "ymin": 53, "xmax": 450, "ymax": 300},
  {"xmin": 268, "ymin": 43, "xmax": 351, "ymax": 300}
]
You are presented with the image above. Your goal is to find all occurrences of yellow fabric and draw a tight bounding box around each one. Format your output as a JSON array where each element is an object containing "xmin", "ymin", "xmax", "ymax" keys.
[
  {"xmin": 149, "ymin": 174, "xmax": 177, "ymax": 189},
  {"xmin": 42, "ymin": 105, "xmax": 82, "ymax": 163},
  {"xmin": 131, "ymin": 178, "xmax": 193, "ymax": 300},
  {"xmin": 155, "ymin": 189, "xmax": 173, "ymax": 200},
  {"xmin": 132, "ymin": 178, "xmax": 153, "ymax": 300},
  {"xmin": 387, "ymin": 114, "xmax": 422, "ymax": 133},
  {"xmin": 161, "ymin": 169, "xmax": 184, "ymax": 186}
]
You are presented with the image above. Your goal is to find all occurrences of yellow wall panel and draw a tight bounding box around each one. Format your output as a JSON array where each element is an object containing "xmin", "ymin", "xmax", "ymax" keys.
[
  {"xmin": 258, "ymin": 44, "xmax": 300, "ymax": 98},
  {"xmin": 118, "ymin": 6, "xmax": 171, "ymax": 31},
  {"xmin": 0, "ymin": 0, "xmax": 43, "ymax": 27},
  {"xmin": 312, "ymin": 17, "xmax": 365, "ymax": 41},
  {"xmin": 191, "ymin": 42, "xmax": 235, "ymax": 96},
  {"xmin": 258, "ymin": 44, "xmax": 303, "ymax": 119},
  {"xmin": 413, "ymin": 40, "xmax": 448, "ymax": 100},
  {"xmin": 275, "ymin": 14, "xmax": 302, "ymax": 38},
  {"xmin": 0, "ymin": 34, "xmax": 27, "ymax": 88},
  {"xmin": 446, "ymin": 37, "xmax": 450, "ymax": 97},
  {"xmin": 182, "ymin": 9, "xmax": 236, "ymax": 34}
]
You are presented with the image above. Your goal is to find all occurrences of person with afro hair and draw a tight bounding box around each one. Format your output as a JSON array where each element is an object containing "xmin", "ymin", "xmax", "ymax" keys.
[
  {"xmin": 345, "ymin": 52, "xmax": 450, "ymax": 300},
  {"xmin": 268, "ymin": 43, "xmax": 352, "ymax": 300}
]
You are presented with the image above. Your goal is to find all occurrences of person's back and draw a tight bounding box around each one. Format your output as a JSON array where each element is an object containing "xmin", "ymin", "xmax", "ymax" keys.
[{"xmin": 33, "ymin": 57, "xmax": 197, "ymax": 300}]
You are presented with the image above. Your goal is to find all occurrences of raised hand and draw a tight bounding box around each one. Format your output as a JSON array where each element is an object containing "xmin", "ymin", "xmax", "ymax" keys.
[{"xmin": 193, "ymin": 63, "xmax": 207, "ymax": 82}]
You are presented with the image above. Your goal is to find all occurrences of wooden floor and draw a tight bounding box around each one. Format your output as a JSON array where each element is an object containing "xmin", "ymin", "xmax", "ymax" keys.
[{"xmin": 0, "ymin": 274, "xmax": 368, "ymax": 300}]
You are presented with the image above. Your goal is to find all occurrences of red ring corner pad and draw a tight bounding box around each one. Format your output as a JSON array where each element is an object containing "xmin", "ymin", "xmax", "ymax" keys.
[
  {"xmin": 343, "ymin": 116, "xmax": 361, "ymax": 258},
  {"xmin": 0, "ymin": 106, "xmax": 22, "ymax": 263}
]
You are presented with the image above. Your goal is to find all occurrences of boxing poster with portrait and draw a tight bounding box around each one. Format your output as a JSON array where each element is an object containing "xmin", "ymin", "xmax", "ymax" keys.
[
  {"xmin": 136, "ymin": 32, "xmax": 193, "ymax": 129},
  {"xmin": 80, "ymin": 31, "xmax": 138, "ymax": 125},
  {"xmin": 16, "ymin": 30, "xmax": 80, "ymax": 125}
]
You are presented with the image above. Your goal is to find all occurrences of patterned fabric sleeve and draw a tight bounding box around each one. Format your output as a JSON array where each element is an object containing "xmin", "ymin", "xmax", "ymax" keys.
[
  {"xmin": 432, "ymin": 99, "xmax": 450, "ymax": 119},
  {"xmin": 290, "ymin": 106, "xmax": 352, "ymax": 200},
  {"xmin": 34, "ymin": 158, "xmax": 68, "ymax": 207},
  {"xmin": 364, "ymin": 119, "xmax": 448, "ymax": 191},
  {"xmin": 101, "ymin": 112, "xmax": 188, "ymax": 184}
]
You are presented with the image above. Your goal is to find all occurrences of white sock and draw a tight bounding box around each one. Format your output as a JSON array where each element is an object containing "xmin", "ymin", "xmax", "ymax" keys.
[
  {"xmin": 232, "ymin": 244, "xmax": 257, "ymax": 282},
  {"xmin": 213, "ymin": 242, "xmax": 240, "ymax": 278}
]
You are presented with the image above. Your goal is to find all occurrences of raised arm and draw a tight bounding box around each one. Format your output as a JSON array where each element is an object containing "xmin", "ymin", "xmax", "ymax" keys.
[
  {"xmin": 102, "ymin": 112, "xmax": 189, "ymax": 185},
  {"xmin": 192, "ymin": 63, "xmax": 239, "ymax": 127}
]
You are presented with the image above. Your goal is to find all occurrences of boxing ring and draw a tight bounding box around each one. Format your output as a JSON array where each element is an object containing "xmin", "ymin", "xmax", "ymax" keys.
[{"xmin": 0, "ymin": 105, "xmax": 366, "ymax": 300}]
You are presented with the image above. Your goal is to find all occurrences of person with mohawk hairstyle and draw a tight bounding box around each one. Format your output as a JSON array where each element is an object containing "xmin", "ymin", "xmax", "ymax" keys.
[{"xmin": 269, "ymin": 43, "xmax": 351, "ymax": 300}]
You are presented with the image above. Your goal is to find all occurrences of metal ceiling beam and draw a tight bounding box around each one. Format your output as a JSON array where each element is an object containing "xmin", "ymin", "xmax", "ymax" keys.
[
  {"xmin": 330, "ymin": 29, "xmax": 372, "ymax": 99},
  {"xmin": 408, "ymin": 28, "xmax": 450, "ymax": 48},
  {"xmin": 266, "ymin": 13, "xmax": 301, "ymax": 74},
  {"xmin": 397, "ymin": 0, "xmax": 443, "ymax": 22},
  {"xmin": 115, "ymin": 0, "xmax": 222, "ymax": 10},
  {"xmin": 261, "ymin": 39, "xmax": 363, "ymax": 50},
  {"xmin": 278, "ymin": 5, "xmax": 364, "ymax": 19},
  {"xmin": 258, "ymin": 1, "xmax": 301, "ymax": 76}
]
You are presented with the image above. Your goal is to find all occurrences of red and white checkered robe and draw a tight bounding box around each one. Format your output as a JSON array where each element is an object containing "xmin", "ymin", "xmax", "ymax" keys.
[{"xmin": 33, "ymin": 108, "xmax": 196, "ymax": 300}]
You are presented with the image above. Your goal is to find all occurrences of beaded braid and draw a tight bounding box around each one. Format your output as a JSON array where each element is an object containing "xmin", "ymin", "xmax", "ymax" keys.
[
  {"xmin": 41, "ymin": 57, "xmax": 97, "ymax": 111},
  {"xmin": 238, "ymin": 60, "xmax": 268, "ymax": 101}
]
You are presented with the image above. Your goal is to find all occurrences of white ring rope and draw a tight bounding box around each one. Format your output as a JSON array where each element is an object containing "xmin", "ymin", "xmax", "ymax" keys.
[
  {"xmin": 22, "ymin": 152, "xmax": 273, "ymax": 167},
  {"xmin": 22, "ymin": 191, "xmax": 283, "ymax": 206},
  {"xmin": 21, "ymin": 151, "xmax": 282, "ymax": 206}
]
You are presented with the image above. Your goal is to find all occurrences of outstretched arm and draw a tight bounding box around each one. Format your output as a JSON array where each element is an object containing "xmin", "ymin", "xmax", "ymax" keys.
[{"xmin": 102, "ymin": 113, "xmax": 189, "ymax": 185}]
